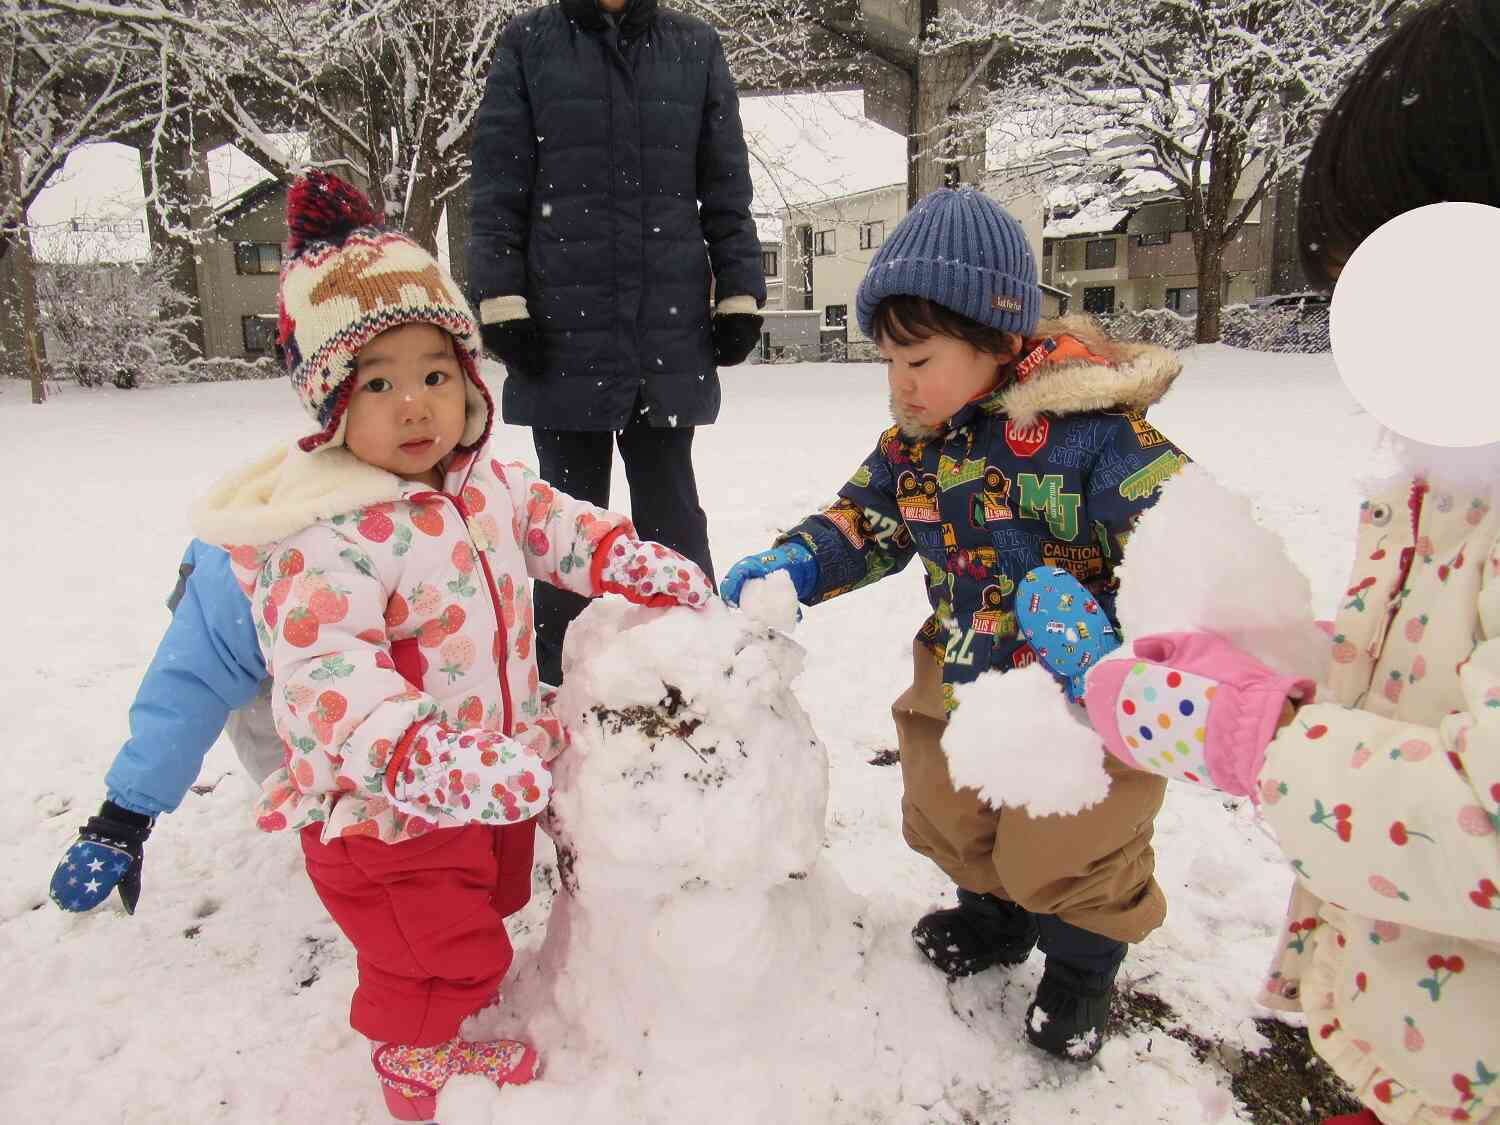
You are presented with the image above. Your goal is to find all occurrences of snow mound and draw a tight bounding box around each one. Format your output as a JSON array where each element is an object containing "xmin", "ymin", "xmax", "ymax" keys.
[
  {"xmin": 470, "ymin": 596, "xmax": 876, "ymax": 1115},
  {"xmin": 944, "ymin": 664, "xmax": 1111, "ymax": 817},
  {"xmin": 547, "ymin": 598, "xmax": 826, "ymax": 892},
  {"xmin": 1113, "ymin": 464, "xmax": 1329, "ymax": 680}
]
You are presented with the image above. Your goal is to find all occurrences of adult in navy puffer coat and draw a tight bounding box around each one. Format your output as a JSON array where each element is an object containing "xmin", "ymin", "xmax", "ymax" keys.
[{"xmin": 467, "ymin": 0, "xmax": 765, "ymax": 683}]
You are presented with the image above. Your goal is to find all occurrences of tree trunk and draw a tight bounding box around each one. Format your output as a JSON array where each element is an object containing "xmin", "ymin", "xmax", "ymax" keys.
[
  {"xmin": 402, "ymin": 158, "xmax": 451, "ymax": 256},
  {"xmin": 142, "ymin": 125, "xmax": 210, "ymax": 360},
  {"xmin": 1, "ymin": 149, "xmax": 45, "ymax": 399},
  {"xmin": 445, "ymin": 179, "xmax": 472, "ymax": 293},
  {"xmin": 1194, "ymin": 233, "xmax": 1226, "ymax": 344},
  {"xmin": 1192, "ymin": 153, "xmax": 1236, "ymax": 344}
]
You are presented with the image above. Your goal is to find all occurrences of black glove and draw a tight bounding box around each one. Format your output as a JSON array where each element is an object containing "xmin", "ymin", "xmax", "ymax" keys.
[
  {"xmin": 50, "ymin": 801, "xmax": 153, "ymax": 915},
  {"xmin": 711, "ymin": 311, "xmax": 764, "ymax": 367},
  {"xmin": 481, "ymin": 317, "xmax": 542, "ymax": 377}
]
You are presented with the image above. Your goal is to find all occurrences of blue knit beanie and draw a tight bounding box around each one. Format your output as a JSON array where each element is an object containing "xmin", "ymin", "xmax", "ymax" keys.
[{"xmin": 856, "ymin": 187, "xmax": 1040, "ymax": 340}]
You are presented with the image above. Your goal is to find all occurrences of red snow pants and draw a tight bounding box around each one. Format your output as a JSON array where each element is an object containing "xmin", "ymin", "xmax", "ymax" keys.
[{"xmin": 301, "ymin": 816, "xmax": 536, "ymax": 1046}]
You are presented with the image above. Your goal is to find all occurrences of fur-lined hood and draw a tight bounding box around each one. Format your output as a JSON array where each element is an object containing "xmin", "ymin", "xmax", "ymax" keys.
[
  {"xmin": 994, "ymin": 315, "xmax": 1182, "ymax": 426},
  {"xmin": 190, "ymin": 440, "xmax": 407, "ymax": 549}
]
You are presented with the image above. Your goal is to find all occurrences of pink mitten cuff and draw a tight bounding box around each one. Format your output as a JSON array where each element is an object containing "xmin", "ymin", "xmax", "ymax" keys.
[
  {"xmin": 1083, "ymin": 632, "xmax": 1315, "ymax": 799},
  {"xmin": 595, "ymin": 533, "xmax": 713, "ymax": 609}
]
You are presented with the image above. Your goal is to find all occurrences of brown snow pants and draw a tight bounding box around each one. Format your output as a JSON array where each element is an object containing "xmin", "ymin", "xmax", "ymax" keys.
[{"xmin": 894, "ymin": 642, "xmax": 1168, "ymax": 943}]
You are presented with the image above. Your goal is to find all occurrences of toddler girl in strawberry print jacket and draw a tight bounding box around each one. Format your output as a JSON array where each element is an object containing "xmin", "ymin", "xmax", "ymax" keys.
[
  {"xmin": 189, "ymin": 171, "xmax": 711, "ymax": 1121},
  {"xmin": 1057, "ymin": 2, "xmax": 1500, "ymax": 1121}
]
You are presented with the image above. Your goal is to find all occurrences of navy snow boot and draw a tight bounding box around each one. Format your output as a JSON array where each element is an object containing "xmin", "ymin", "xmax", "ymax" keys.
[
  {"xmin": 1024, "ymin": 958, "xmax": 1119, "ymax": 1061},
  {"xmin": 912, "ymin": 888, "xmax": 1039, "ymax": 978}
]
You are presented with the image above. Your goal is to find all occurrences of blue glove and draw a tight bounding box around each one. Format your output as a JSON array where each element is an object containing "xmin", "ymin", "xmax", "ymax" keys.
[
  {"xmin": 1014, "ymin": 568, "xmax": 1122, "ymax": 701},
  {"xmin": 50, "ymin": 801, "xmax": 153, "ymax": 914},
  {"xmin": 721, "ymin": 542, "xmax": 819, "ymax": 608}
]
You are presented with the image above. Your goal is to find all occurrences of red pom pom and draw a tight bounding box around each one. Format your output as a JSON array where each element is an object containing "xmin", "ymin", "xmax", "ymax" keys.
[{"xmin": 286, "ymin": 170, "xmax": 382, "ymax": 254}]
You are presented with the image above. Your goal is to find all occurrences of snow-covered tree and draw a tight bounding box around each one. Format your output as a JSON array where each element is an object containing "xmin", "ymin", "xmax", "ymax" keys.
[
  {"xmin": 933, "ymin": 0, "xmax": 1412, "ymax": 342},
  {"xmin": 0, "ymin": 0, "xmax": 179, "ymax": 263},
  {"xmin": 34, "ymin": 234, "xmax": 200, "ymax": 387},
  {"xmin": 0, "ymin": 0, "xmax": 183, "ymax": 392},
  {"xmin": 152, "ymin": 0, "xmax": 825, "ymax": 255}
]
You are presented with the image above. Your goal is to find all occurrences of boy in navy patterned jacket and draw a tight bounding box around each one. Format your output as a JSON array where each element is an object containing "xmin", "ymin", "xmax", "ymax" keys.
[{"xmin": 722, "ymin": 187, "xmax": 1189, "ymax": 1060}]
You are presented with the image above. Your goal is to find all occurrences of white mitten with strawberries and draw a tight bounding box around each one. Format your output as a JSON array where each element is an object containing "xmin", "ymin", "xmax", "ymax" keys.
[
  {"xmin": 596, "ymin": 533, "xmax": 714, "ymax": 609},
  {"xmin": 385, "ymin": 722, "xmax": 554, "ymax": 824}
]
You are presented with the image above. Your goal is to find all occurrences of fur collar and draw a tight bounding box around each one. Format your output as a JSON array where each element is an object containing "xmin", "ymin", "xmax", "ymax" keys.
[
  {"xmin": 996, "ymin": 315, "xmax": 1182, "ymax": 426},
  {"xmin": 191, "ymin": 441, "xmax": 406, "ymax": 548}
]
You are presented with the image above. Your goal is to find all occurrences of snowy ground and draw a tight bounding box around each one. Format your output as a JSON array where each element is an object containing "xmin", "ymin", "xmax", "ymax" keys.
[{"xmin": 0, "ymin": 345, "xmax": 1390, "ymax": 1124}]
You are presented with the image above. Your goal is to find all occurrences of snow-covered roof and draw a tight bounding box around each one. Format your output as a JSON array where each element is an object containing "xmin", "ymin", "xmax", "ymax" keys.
[
  {"xmin": 1044, "ymin": 201, "xmax": 1129, "ymax": 239},
  {"xmin": 212, "ymin": 176, "xmax": 282, "ymax": 224},
  {"xmin": 754, "ymin": 211, "xmax": 784, "ymax": 242}
]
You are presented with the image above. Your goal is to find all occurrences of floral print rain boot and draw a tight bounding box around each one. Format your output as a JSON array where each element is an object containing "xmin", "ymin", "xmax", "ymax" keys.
[{"xmin": 371, "ymin": 1037, "xmax": 539, "ymax": 1121}]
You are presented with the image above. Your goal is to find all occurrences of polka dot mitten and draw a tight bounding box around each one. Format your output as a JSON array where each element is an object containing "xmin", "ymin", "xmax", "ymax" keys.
[{"xmin": 1083, "ymin": 632, "xmax": 1316, "ymax": 798}]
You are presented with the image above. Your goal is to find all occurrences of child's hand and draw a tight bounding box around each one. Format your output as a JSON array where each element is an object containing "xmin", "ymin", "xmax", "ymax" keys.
[
  {"xmin": 50, "ymin": 801, "xmax": 153, "ymax": 915},
  {"xmin": 597, "ymin": 534, "xmax": 713, "ymax": 609},
  {"xmin": 720, "ymin": 543, "xmax": 818, "ymax": 608},
  {"xmin": 386, "ymin": 723, "xmax": 554, "ymax": 825},
  {"xmin": 1015, "ymin": 568, "xmax": 1122, "ymax": 700},
  {"xmin": 1277, "ymin": 698, "xmax": 1299, "ymax": 730},
  {"xmin": 1084, "ymin": 633, "xmax": 1317, "ymax": 799}
]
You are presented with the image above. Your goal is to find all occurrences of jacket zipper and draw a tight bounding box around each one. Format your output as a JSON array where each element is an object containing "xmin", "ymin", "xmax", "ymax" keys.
[{"xmin": 412, "ymin": 485, "xmax": 514, "ymax": 736}]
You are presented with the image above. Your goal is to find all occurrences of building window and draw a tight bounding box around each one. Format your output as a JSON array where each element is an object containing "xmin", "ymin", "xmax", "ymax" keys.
[
  {"xmin": 1137, "ymin": 230, "xmax": 1171, "ymax": 247},
  {"xmin": 1165, "ymin": 287, "xmax": 1198, "ymax": 315},
  {"xmin": 859, "ymin": 221, "xmax": 885, "ymax": 250},
  {"xmin": 814, "ymin": 229, "xmax": 835, "ymax": 256},
  {"xmin": 234, "ymin": 241, "xmax": 282, "ymax": 276},
  {"xmin": 825, "ymin": 304, "xmax": 848, "ymax": 328},
  {"xmin": 242, "ymin": 314, "xmax": 278, "ymax": 355},
  {"xmin": 1082, "ymin": 286, "xmax": 1115, "ymax": 315},
  {"xmin": 1084, "ymin": 238, "xmax": 1117, "ymax": 270},
  {"xmin": 761, "ymin": 249, "xmax": 779, "ymax": 278}
]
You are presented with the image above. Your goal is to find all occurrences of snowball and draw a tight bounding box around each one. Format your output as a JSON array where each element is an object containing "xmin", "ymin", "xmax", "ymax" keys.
[
  {"xmin": 943, "ymin": 664, "xmax": 1111, "ymax": 817},
  {"xmin": 1114, "ymin": 464, "xmax": 1328, "ymax": 681},
  {"xmin": 737, "ymin": 568, "xmax": 799, "ymax": 632}
]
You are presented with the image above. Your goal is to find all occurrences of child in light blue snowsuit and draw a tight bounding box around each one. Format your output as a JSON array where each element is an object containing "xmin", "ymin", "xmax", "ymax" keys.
[{"xmin": 49, "ymin": 540, "xmax": 270, "ymax": 913}]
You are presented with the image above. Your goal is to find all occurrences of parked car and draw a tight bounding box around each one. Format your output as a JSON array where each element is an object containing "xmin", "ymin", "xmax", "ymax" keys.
[
  {"xmin": 1225, "ymin": 291, "xmax": 1331, "ymax": 352},
  {"xmin": 1247, "ymin": 291, "xmax": 1331, "ymax": 312}
]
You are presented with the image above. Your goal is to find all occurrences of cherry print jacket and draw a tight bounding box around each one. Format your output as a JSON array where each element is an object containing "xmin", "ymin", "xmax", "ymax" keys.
[
  {"xmin": 191, "ymin": 438, "xmax": 637, "ymax": 845},
  {"xmin": 1087, "ymin": 479, "xmax": 1500, "ymax": 1125}
]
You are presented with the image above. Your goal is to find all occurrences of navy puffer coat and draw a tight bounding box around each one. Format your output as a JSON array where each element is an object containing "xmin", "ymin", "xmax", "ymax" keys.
[{"xmin": 467, "ymin": 0, "xmax": 765, "ymax": 431}]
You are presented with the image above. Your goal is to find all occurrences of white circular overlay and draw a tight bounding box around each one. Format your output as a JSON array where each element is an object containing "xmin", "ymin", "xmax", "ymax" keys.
[{"xmin": 1330, "ymin": 202, "xmax": 1500, "ymax": 447}]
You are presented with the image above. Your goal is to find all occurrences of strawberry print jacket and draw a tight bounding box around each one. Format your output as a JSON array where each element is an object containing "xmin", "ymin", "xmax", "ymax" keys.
[
  {"xmin": 191, "ymin": 439, "xmax": 630, "ymax": 844},
  {"xmin": 1095, "ymin": 478, "xmax": 1500, "ymax": 1124}
]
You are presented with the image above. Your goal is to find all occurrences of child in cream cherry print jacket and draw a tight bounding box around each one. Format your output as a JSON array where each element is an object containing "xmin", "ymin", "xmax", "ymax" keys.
[
  {"xmin": 1082, "ymin": 478, "xmax": 1500, "ymax": 1124},
  {"xmin": 190, "ymin": 172, "xmax": 711, "ymax": 1122},
  {"xmin": 1070, "ymin": 3, "xmax": 1500, "ymax": 1120}
]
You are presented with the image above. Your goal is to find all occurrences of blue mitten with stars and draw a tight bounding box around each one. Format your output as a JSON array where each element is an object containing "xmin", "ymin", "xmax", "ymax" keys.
[
  {"xmin": 50, "ymin": 801, "xmax": 153, "ymax": 914},
  {"xmin": 1015, "ymin": 568, "xmax": 1123, "ymax": 701}
]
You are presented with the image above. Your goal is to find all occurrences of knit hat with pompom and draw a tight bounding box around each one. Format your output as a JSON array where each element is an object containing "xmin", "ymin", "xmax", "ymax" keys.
[{"xmin": 277, "ymin": 170, "xmax": 491, "ymax": 453}]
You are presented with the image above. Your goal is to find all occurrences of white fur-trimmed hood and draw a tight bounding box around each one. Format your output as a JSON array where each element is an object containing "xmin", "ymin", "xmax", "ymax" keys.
[
  {"xmin": 997, "ymin": 315, "xmax": 1182, "ymax": 426},
  {"xmin": 191, "ymin": 441, "xmax": 406, "ymax": 548}
]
